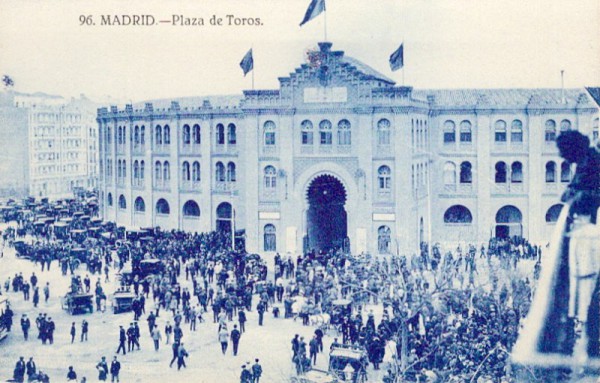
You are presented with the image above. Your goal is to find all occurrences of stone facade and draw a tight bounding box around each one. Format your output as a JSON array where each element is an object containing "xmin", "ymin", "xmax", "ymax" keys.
[{"xmin": 96, "ymin": 42, "xmax": 600, "ymax": 256}]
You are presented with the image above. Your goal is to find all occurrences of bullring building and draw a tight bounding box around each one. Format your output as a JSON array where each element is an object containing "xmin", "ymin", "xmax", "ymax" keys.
[{"xmin": 96, "ymin": 42, "xmax": 600, "ymax": 256}]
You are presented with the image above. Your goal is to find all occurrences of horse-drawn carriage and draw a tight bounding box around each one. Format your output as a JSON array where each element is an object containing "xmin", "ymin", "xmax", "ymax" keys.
[{"xmin": 61, "ymin": 292, "xmax": 94, "ymax": 315}]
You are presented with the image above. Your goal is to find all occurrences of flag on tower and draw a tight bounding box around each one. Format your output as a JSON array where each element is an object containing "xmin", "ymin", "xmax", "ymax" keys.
[
  {"xmin": 299, "ymin": 0, "xmax": 326, "ymax": 26},
  {"xmin": 239, "ymin": 49, "xmax": 254, "ymax": 76},
  {"xmin": 389, "ymin": 44, "xmax": 404, "ymax": 71}
]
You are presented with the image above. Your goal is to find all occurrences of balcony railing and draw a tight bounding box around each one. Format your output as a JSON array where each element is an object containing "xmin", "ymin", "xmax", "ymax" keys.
[
  {"xmin": 213, "ymin": 182, "xmax": 236, "ymax": 193},
  {"xmin": 180, "ymin": 181, "xmax": 202, "ymax": 192}
]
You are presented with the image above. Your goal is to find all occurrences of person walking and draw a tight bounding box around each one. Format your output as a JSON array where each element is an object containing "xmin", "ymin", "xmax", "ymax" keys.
[
  {"xmin": 165, "ymin": 321, "xmax": 172, "ymax": 344},
  {"xmin": 238, "ymin": 309, "xmax": 246, "ymax": 333},
  {"xmin": 151, "ymin": 325, "xmax": 162, "ymax": 351},
  {"xmin": 96, "ymin": 356, "xmax": 109, "ymax": 381},
  {"xmin": 231, "ymin": 324, "xmax": 241, "ymax": 356},
  {"xmin": 251, "ymin": 359, "xmax": 262, "ymax": 383},
  {"xmin": 13, "ymin": 356, "xmax": 26, "ymax": 383},
  {"xmin": 81, "ymin": 320, "xmax": 88, "ymax": 342},
  {"xmin": 309, "ymin": 336, "xmax": 319, "ymax": 365},
  {"xmin": 257, "ymin": 301, "xmax": 265, "ymax": 326},
  {"xmin": 110, "ymin": 356, "xmax": 121, "ymax": 383},
  {"xmin": 70, "ymin": 322, "xmax": 76, "ymax": 343},
  {"xmin": 116, "ymin": 326, "xmax": 126, "ymax": 355},
  {"xmin": 43, "ymin": 282, "xmax": 50, "ymax": 303},
  {"xmin": 32, "ymin": 287, "xmax": 39, "ymax": 308},
  {"xmin": 169, "ymin": 342, "xmax": 179, "ymax": 368},
  {"xmin": 218, "ymin": 327, "xmax": 229, "ymax": 355},
  {"xmin": 177, "ymin": 343, "xmax": 188, "ymax": 370},
  {"xmin": 20, "ymin": 314, "xmax": 30, "ymax": 341},
  {"xmin": 25, "ymin": 357, "xmax": 37, "ymax": 382}
]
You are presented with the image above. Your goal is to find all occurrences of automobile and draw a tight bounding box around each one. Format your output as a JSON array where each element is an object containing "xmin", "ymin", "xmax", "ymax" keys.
[
  {"xmin": 61, "ymin": 293, "xmax": 94, "ymax": 315},
  {"xmin": 111, "ymin": 291, "xmax": 136, "ymax": 314}
]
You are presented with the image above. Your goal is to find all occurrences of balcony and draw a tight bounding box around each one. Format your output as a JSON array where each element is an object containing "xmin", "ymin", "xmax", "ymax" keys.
[
  {"xmin": 154, "ymin": 180, "xmax": 171, "ymax": 192},
  {"xmin": 493, "ymin": 182, "xmax": 525, "ymax": 194},
  {"xmin": 132, "ymin": 144, "xmax": 146, "ymax": 156},
  {"xmin": 180, "ymin": 181, "xmax": 202, "ymax": 193},
  {"xmin": 181, "ymin": 144, "xmax": 201, "ymax": 156},
  {"xmin": 214, "ymin": 145, "xmax": 238, "ymax": 156},
  {"xmin": 213, "ymin": 182, "xmax": 237, "ymax": 194},
  {"xmin": 154, "ymin": 145, "xmax": 170, "ymax": 155},
  {"xmin": 262, "ymin": 145, "xmax": 277, "ymax": 156}
]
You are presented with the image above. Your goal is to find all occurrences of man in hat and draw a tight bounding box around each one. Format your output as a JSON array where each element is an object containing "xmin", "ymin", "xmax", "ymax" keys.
[
  {"xmin": 251, "ymin": 359, "xmax": 262, "ymax": 383},
  {"xmin": 110, "ymin": 356, "xmax": 121, "ymax": 382},
  {"xmin": 20, "ymin": 314, "xmax": 30, "ymax": 340},
  {"xmin": 231, "ymin": 324, "xmax": 241, "ymax": 356},
  {"xmin": 116, "ymin": 326, "xmax": 126, "ymax": 355},
  {"xmin": 240, "ymin": 365, "xmax": 252, "ymax": 383},
  {"xmin": 13, "ymin": 356, "xmax": 26, "ymax": 383},
  {"xmin": 96, "ymin": 356, "xmax": 108, "ymax": 381},
  {"xmin": 26, "ymin": 357, "xmax": 37, "ymax": 382}
]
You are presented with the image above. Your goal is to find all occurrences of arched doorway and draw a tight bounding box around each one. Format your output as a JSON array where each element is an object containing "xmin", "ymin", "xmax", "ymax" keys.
[
  {"xmin": 306, "ymin": 174, "xmax": 348, "ymax": 253},
  {"xmin": 495, "ymin": 205, "xmax": 522, "ymax": 238},
  {"xmin": 216, "ymin": 202, "xmax": 233, "ymax": 233}
]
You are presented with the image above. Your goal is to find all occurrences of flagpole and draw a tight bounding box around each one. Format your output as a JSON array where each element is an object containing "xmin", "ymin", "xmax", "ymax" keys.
[
  {"xmin": 252, "ymin": 46, "xmax": 255, "ymax": 90},
  {"xmin": 324, "ymin": 9, "xmax": 327, "ymax": 41}
]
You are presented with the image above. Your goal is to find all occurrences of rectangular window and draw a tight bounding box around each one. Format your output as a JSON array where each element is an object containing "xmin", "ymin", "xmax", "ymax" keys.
[
  {"xmin": 265, "ymin": 132, "xmax": 275, "ymax": 145},
  {"xmin": 495, "ymin": 132, "xmax": 507, "ymax": 142},
  {"xmin": 511, "ymin": 132, "xmax": 523, "ymax": 142},
  {"xmin": 320, "ymin": 132, "xmax": 332, "ymax": 145},
  {"xmin": 443, "ymin": 133, "xmax": 456, "ymax": 143},
  {"xmin": 302, "ymin": 132, "xmax": 313, "ymax": 145},
  {"xmin": 460, "ymin": 132, "xmax": 472, "ymax": 142}
]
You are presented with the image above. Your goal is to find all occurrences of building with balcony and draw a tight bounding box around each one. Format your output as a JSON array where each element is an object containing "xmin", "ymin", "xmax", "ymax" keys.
[
  {"xmin": 96, "ymin": 42, "xmax": 599, "ymax": 256},
  {"xmin": 0, "ymin": 91, "xmax": 99, "ymax": 199}
]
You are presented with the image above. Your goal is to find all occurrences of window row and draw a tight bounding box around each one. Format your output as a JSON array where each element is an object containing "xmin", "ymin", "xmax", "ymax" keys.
[
  {"xmin": 182, "ymin": 161, "xmax": 201, "ymax": 182},
  {"xmin": 298, "ymin": 119, "xmax": 352, "ymax": 146},
  {"xmin": 495, "ymin": 161, "xmax": 523, "ymax": 183},
  {"xmin": 544, "ymin": 161, "xmax": 571, "ymax": 183},
  {"xmin": 443, "ymin": 161, "xmax": 473, "ymax": 185},
  {"xmin": 441, "ymin": 203, "xmax": 565, "ymax": 224},
  {"xmin": 215, "ymin": 162, "xmax": 236, "ymax": 182},
  {"xmin": 544, "ymin": 119, "xmax": 572, "ymax": 142},
  {"xmin": 412, "ymin": 118, "xmax": 428, "ymax": 149},
  {"xmin": 108, "ymin": 194, "xmax": 201, "ymax": 218},
  {"xmin": 443, "ymin": 120, "xmax": 473, "ymax": 143}
]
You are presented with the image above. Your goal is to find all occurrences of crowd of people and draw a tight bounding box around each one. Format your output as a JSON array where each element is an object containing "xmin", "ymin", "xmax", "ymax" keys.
[{"xmin": 0, "ymin": 194, "xmax": 550, "ymax": 383}]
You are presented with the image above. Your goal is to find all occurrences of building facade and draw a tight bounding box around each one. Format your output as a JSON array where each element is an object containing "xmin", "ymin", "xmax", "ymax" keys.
[
  {"xmin": 0, "ymin": 91, "xmax": 99, "ymax": 199},
  {"xmin": 97, "ymin": 42, "xmax": 600, "ymax": 256}
]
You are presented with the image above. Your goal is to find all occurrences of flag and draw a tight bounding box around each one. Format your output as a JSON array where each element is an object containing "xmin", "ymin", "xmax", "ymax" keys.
[
  {"xmin": 389, "ymin": 44, "xmax": 404, "ymax": 71},
  {"xmin": 2, "ymin": 75, "xmax": 14, "ymax": 88},
  {"xmin": 299, "ymin": 0, "xmax": 325, "ymax": 26},
  {"xmin": 239, "ymin": 49, "xmax": 253, "ymax": 76}
]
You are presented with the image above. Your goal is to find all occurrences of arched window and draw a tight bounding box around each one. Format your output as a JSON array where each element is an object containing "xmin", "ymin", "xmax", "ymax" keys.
[
  {"xmin": 140, "ymin": 126, "xmax": 145, "ymax": 145},
  {"xmin": 443, "ymin": 162, "xmax": 456, "ymax": 186},
  {"xmin": 511, "ymin": 120, "xmax": 523, "ymax": 142},
  {"xmin": 155, "ymin": 161, "xmax": 162, "ymax": 180},
  {"xmin": 107, "ymin": 193, "xmax": 113, "ymax": 206},
  {"xmin": 264, "ymin": 166, "xmax": 277, "ymax": 188},
  {"xmin": 117, "ymin": 160, "xmax": 122, "ymax": 178},
  {"xmin": 122, "ymin": 160, "xmax": 126, "ymax": 177},
  {"xmin": 301, "ymin": 120, "xmax": 313, "ymax": 145},
  {"xmin": 155, "ymin": 125, "xmax": 163, "ymax": 145},
  {"xmin": 560, "ymin": 161, "xmax": 571, "ymax": 183},
  {"xmin": 560, "ymin": 119, "xmax": 571, "ymax": 132},
  {"xmin": 133, "ymin": 160, "xmax": 139, "ymax": 179},
  {"xmin": 134, "ymin": 126, "xmax": 140, "ymax": 145},
  {"xmin": 337, "ymin": 119, "xmax": 351, "ymax": 145},
  {"xmin": 264, "ymin": 224, "xmax": 276, "ymax": 252},
  {"xmin": 117, "ymin": 126, "xmax": 123, "ymax": 144},
  {"xmin": 545, "ymin": 204, "xmax": 563, "ymax": 223},
  {"xmin": 459, "ymin": 121, "xmax": 472, "ymax": 142},
  {"xmin": 495, "ymin": 162, "xmax": 507, "ymax": 183},
  {"xmin": 163, "ymin": 125, "xmax": 170, "ymax": 145},
  {"xmin": 593, "ymin": 118, "xmax": 599, "ymax": 141},
  {"xmin": 228, "ymin": 123, "xmax": 237, "ymax": 145},
  {"xmin": 443, "ymin": 121, "xmax": 456, "ymax": 143},
  {"xmin": 319, "ymin": 120, "xmax": 332, "ymax": 145},
  {"xmin": 227, "ymin": 162, "xmax": 236, "ymax": 182},
  {"xmin": 106, "ymin": 127, "xmax": 112, "ymax": 144},
  {"xmin": 377, "ymin": 119, "xmax": 391, "ymax": 146},
  {"xmin": 460, "ymin": 161, "xmax": 472, "ymax": 183},
  {"xmin": 182, "ymin": 161, "xmax": 190, "ymax": 181},
  {"xmin": 378, "ymin": 165, "xmax": 391, "ymax": 189},
  {"xmin": 444, "ymin": 205, "xmax": 473, "ymax": 223},
  {"xmin": 377, "ymin": 226, "xmax": 391, "ymax": 254},
  {"xmin": 545, "ymin": 120, "xmax": 556, "ymax": 141},
  {"xmin": 496, "ymin": 205, "xmax": 522, "ymax": 223},
  {"xmin": 156, "ymin": 198, "xmax": 170, "ymax": 215},
  {"xmin": 140, "ymin": 161, "xmax": 145, "ymax": 180},
  {"xmin": 182, "ymin": 200, "xmax": 200, "ymax": 217},
  {"xmin": 183, "ymin": 124, "xmax": 191, "ymax": 144},
  {"xmin": 118, "ymin": 195, "xmax": 126, "ymax": 210},
  {"xmin": 163, "ymin": 161, "xmax": 170, "ymax": 181},
  {"xmin": 494, "ymin": 120, "xmax": 507, "ymax": 142},
  {"xmin": 192, "ymin": 161, "xmax": 200, "ymax": 182},
  {"xmin": 134, "ymin": 197, "xmax": 145, "ymax": 213},
  {"xmin": 193, "ymin": 124, "xmax": 201, "ymax": 144},
  {"xmin": 263, "ymin": 121, "xmax": 276, "ymax": 146},
  {"xmin": 216, "ymin": 124, "xmax": 225, "ymax": 145},
  {"xmin": 215, "ymin": 162, "xmax": 225, "ymax": 182},
  {"xmin": 511, "ymin": 162, "xmax": 523, "ymax": 183},
  {"xmin": 545, "ymin": 161, "xmax": 556, "ymax": 183}
]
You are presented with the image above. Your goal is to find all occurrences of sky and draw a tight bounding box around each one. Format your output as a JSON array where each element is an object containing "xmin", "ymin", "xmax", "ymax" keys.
[{"xmin": 0, "ymin": 0, "xmax": 599, "ymax": 103}]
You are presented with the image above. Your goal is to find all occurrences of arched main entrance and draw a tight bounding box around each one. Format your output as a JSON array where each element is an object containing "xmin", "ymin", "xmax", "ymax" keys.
[
  {"xmin": 305, "ymin": 174, "xmax": 348, "ymax": 253},
  {"xmin": 495, "ymin": 205, "xmax": 522, "ymax": 238},
  {"xmin": 216, "ymin": 202, "xmax": 233, "ymax": 233}
]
